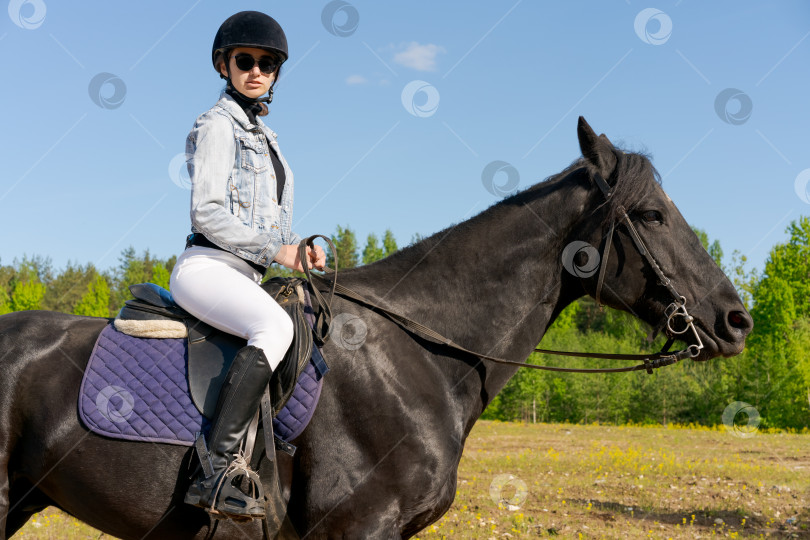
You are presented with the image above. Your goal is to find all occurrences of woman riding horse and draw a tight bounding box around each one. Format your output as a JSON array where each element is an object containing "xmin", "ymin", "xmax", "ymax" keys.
[{"xmin": 169, "ymin": 11, "xmax": 326, "ymax": 520}]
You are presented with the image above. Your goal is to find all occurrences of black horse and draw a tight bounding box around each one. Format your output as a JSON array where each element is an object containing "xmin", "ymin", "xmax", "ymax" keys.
[{"xmin": 0, "ymin": 118, "xmax": 751, "ymax": 539}]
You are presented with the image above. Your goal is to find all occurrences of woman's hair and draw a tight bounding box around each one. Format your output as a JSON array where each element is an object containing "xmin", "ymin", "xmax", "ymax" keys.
[{"xmin": 215, "ymin": 49, "xmax": 283, "ymax": 116}]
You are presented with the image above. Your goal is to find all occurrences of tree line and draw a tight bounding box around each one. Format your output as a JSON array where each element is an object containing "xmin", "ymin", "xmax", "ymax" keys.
[
  {"xmin": 1, "ymin": 222, "xmax": 808, "ymax": 430},
  {"xmin": 0, "ymin": 228, "xmax": 400, "ymax": 317},
  {"xmin": 0, "ymin": 248, "xmax": 175, "ymax": 318}
]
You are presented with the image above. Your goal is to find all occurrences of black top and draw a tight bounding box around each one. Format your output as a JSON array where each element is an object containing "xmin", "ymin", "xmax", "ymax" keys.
[
  {"xmin": 268, "ymin": 143, "xmax": 286, "ymax": 203},
  {"xmin": 226, "ymin": 87, "xmax": 286, "ymax": 202}
]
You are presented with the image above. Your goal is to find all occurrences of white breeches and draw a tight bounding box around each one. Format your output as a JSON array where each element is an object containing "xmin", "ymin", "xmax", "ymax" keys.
[{"xmin": 169, "ymin": 246, "xmax": 293, "ymax": 371}]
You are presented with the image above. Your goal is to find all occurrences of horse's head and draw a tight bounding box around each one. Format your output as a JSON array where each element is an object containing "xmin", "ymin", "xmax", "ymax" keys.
[{"xmin": 564, "ymin": 117, "xmax": 752, "ymax": 361}]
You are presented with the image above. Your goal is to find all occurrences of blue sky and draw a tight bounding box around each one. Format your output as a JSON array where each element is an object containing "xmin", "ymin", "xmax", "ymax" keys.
[{"xmin": 1, "ymin": 1, "xmax": 808, "ymax": 278}]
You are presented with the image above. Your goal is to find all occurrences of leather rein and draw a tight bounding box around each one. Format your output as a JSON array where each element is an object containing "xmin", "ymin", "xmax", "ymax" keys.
[{"xmin": 300, "ymin": 168, "xmax": 704, "ymax": 374}]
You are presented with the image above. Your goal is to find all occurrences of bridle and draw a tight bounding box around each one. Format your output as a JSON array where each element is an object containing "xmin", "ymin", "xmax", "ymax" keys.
[
  {"xmin": 304, "ymin": 162, "xmax": 705, "ymax": 374},
  {"xmin": 587, "ymin": 166, "xmax": 705, "ymax": 363},
  {"xmin": 523, "ymin": 163, "xmax": 706, "ymax": 373}
]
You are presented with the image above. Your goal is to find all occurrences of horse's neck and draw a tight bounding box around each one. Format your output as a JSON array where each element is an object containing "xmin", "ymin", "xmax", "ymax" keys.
[
  {"xmin": 337, "ymin": 175, "xmax": 590, "ymax": 438},
  {"xmin": 342, "ymin": 174, "xmax": 589, "ymax": 367}
]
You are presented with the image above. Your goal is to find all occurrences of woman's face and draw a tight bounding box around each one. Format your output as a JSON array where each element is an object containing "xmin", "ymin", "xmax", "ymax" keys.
[{"xmin": 219, "ymin": 46, "xmax": 278, "ymax": 99}]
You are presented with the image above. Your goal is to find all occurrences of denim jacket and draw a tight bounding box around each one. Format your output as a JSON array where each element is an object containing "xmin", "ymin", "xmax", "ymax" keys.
[{"xmin": 186, "ymin": 90, "xmax": 300, "ymax": 267}]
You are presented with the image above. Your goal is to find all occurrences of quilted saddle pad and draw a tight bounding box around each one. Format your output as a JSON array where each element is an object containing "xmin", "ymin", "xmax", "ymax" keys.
[{"xmin": 78, "ymin": 324, "xmax": 324, "ymax": 445}]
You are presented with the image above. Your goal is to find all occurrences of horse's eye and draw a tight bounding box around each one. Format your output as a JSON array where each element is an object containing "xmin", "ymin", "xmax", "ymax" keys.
[{"xmin": 642, "ymin": 210, "xmax": 662, "ymax": 223}]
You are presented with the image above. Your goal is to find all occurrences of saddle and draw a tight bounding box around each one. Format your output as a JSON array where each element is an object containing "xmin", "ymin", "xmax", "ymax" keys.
[
  {"xmin": 115, "ymin": 277, "xmax": 328, "ymax": 419},
  {"xmin": 109, "ymin": 237, "xmax": 335, "ymax": 536}
]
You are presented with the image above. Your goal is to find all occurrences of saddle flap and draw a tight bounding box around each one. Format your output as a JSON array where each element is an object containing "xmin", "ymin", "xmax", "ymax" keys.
[
  {"xmin": 188, "ymin": 279, "xmax": 316, "ymax": 419},
  {"xmin": 269, "ymin": 301, "xmax": 313, "ymax": 416},
  {"xmin": 187, "ymin": 331, "xmax": 245, "ymax": 417},
  {"xmin": 186, "ymin": 319, "xmax": 217, "ymax": 343}
]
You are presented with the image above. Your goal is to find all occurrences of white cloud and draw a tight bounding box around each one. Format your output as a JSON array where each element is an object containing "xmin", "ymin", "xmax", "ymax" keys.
[
  {"xmin": 346, "ymin": 74, "xmax": 368, "ymax": 85},
  {"xmin": 392, "ymin": 42, "xmax": 446, "ymax": 72}
]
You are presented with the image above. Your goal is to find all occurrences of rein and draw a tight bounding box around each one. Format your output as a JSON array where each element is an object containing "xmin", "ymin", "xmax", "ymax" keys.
[{"xmin": 300, "ymin": 165, "xmax": 704, "ymax": 374}]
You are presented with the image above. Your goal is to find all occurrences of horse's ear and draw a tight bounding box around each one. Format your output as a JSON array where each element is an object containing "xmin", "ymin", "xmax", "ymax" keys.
[{"xmin": 577, "ymin": 116, "xmax": 617, "ymax": 181}]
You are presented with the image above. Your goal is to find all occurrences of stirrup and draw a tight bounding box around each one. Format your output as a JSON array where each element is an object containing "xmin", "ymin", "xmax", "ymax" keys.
[
  {"xmin": 210, "ymin": 466, "xmax": 266, "ymax": 520},
  {"xmin": 185, "ymin": 452, "xmax": 266, "ymax": 520}
]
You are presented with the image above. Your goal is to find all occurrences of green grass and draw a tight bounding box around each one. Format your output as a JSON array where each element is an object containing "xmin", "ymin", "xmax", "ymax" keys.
[
  {"xmin": 12, "ymin": 421, "xmax": 809, "ymax": 539},
  {"xmin": 417, "ymin": 421, "xmax": 809, "ymax": 539},
  {"xmin": 11, "ymin": 509, "xmax": 104, "ymax": 539}
]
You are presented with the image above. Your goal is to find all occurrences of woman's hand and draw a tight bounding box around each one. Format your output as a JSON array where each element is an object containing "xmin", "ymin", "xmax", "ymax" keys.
[
  {"xmin": 274, "ymin": 244, "xmax": 326, "ymax": 272},
  {"xmin": 308, "ymin": 244, "xmax": 326, "ymax": 271},
  {"xmin": 273, "ymin": 245, "xmax": 304, "ymax": 272}
]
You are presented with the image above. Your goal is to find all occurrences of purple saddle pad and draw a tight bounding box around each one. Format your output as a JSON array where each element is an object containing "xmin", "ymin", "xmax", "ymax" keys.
[{"xmin": 78, "ymin": 324, "xmax": 324, "ymax": 445}]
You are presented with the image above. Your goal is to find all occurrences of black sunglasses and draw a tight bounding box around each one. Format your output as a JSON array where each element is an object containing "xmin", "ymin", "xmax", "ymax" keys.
[{"xmin": 232, "ymin": 53, "xmax": 280, "ymax": 75}]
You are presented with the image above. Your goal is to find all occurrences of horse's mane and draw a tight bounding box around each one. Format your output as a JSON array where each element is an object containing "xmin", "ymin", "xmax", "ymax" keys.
[
  {"xmin": 343, "ymin": 147, "xmax": 661, "ymax": 276},
  {"xmin": 510, "ymin": 148, "xmax": 662, "ymax": 225}
]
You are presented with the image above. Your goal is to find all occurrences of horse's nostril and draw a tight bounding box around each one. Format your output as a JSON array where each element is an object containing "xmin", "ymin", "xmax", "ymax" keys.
[{"xmin": 728, "ymin": 310, "xmax": 751, "ymax": 331}]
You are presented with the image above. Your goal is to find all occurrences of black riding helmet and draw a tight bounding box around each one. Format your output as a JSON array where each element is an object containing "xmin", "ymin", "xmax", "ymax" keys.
[{"xmin": 212, "ymin": 11, "xmax": 288, "ymax": 104}]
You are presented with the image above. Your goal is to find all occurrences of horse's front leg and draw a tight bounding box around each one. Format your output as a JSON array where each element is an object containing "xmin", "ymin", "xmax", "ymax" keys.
[
  {"xmin": 3, "ymin": 480, "xmax": 54, "ymax": 540},
  {"xmin": 0, "ymin": 459, "xmax": 8, "ymax": 540}
]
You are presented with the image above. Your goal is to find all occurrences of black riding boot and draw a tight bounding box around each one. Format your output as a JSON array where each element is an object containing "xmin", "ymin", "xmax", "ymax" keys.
[{"xmin": 185, "ymin": 345, "xmax": 271, "ymax": 519}]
